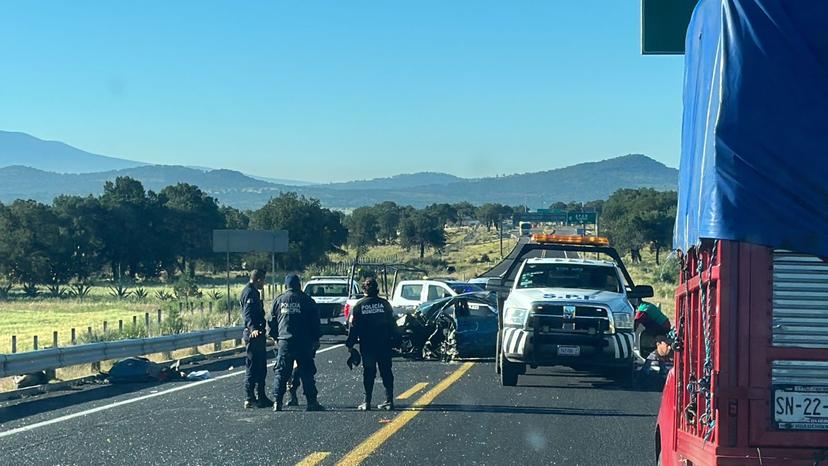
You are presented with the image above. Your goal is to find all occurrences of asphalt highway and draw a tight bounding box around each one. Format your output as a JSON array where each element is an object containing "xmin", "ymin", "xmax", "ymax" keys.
[{"xmin": 0, "ymin": 339, "xmax": 661, "ymax": 465}]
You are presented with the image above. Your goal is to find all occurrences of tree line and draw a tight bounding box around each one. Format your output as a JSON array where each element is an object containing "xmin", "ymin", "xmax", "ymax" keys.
[{"xmin": 0, "ymin": 174, "xmax": 677, "ymax": 296}]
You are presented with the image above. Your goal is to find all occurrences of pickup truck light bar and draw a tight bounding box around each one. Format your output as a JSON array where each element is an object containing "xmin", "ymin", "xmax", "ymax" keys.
[{"xmin": 531, "ymin": 234, "xmax": 610, "ymax": 246}]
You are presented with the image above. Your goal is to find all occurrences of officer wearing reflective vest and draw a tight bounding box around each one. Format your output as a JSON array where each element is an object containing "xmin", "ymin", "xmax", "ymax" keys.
[
  {"xmin": 240, "ymin": 269, "xmax": 273, "ymax": 409},
  {"xmin": 345, "ymin": 277, "xmax": 398, "ymax": 411},
  {"xmin": 268, "ymin": 273, "xmax": 324, "ymax": 412}
]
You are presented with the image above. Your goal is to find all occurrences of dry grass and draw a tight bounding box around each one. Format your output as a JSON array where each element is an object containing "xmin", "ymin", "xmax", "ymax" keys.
[
  {"xmin": 624, "ymin": 248, "xmax": 678, "ymax": 321},
  {"xmin": 0, "ymin": 300, "xmax": 240, "ymax": 353}
]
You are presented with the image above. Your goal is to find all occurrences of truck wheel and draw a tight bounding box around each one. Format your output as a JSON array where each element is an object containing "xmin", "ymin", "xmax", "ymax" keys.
[{"xmin": 501, "ymin": 357, "xmax": 520, "ymax": 386}]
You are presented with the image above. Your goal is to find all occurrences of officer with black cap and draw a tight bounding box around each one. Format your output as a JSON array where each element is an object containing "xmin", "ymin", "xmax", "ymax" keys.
[
  {"xmin": 346, "ymin": 277, "xmax": 397, "ymax": 411},
  {"xmin": 241, "ymin": 269, "xmax": 273, "ymax": 408},
  {"xmin": 269, "ymin": 273, "xmax": 324, "ymax": 412}
]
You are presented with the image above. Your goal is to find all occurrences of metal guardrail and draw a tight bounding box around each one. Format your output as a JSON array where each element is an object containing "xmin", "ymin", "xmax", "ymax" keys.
[{"xmin": 0, "ymin": 326, "xmax": 243, "ymax": 378}]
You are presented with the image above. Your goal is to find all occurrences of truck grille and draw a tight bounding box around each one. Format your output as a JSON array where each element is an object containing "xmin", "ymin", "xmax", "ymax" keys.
[
  {"xmin": 772, "ymin": 250, "xmax": 828, "ymax": 348},
  {"xmin": 530, "ymin": 304, "xmax": 610, "ymax": 334}
]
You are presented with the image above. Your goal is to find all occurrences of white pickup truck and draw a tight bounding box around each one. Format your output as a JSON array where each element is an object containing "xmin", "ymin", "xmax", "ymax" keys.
[{"xmin": 303, "ymin": 276, "xmax": 360, "ymax": 336}]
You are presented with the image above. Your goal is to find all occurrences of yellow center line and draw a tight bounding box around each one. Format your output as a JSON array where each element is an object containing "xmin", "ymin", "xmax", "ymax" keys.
[
  {"xmin": 336, "ymin": 362, "xmax": 475, "ymax": 466},
  {"xmin": 396, "ymin": 382, "xmax": 429, "ymax": 400},
  {"xmin": 296, "ymin": 452, "xmax": 331, "ymax": 466}
]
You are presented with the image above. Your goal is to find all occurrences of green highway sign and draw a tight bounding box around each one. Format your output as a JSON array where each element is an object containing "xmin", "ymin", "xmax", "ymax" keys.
[
  {"xmin": 567, "ymin": 212, "xmax": 597, "ymax": 224},
  {"xmin": 641, "ymin": 0, "xmax": 699, "ymax": 55}
]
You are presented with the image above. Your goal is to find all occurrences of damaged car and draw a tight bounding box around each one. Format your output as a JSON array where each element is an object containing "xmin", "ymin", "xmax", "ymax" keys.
[{"xmin": 395, "ymin": 293, "xmax": 498, "ymax": 361}]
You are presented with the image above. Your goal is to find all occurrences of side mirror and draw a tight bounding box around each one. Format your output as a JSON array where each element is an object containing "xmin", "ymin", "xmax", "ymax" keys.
[{"xmin": 629, "ymin": 285, "xmax": 654, "ymax": 299}]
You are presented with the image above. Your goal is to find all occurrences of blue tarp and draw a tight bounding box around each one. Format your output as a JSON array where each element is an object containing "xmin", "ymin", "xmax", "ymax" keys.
[{"xmin": 674, "ymin": 0, "xmax": 828, "ymax": 257}]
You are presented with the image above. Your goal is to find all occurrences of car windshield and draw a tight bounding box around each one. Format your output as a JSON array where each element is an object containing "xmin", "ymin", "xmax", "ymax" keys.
[
  {"xmin": 516, "ymin": 263, "xmax": 622, "ymax": 293},
  {"xmin": 304, "ymin": 283, "xmax": 349, "ymax": 297}
]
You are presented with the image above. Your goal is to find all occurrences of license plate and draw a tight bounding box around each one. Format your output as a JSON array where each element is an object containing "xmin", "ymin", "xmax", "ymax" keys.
[
  {"xmin": 774, "ymin": 387, "xmax": 828, "ymax": 430},
  {"xmin": 557, "ymin": 345, "xmax": 580, "ymax": 357}
]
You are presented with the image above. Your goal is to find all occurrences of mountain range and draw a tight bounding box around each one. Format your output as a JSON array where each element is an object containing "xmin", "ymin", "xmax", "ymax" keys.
[{"xmin": 0, "ymin": 131, "xmax": 678, "ymax": 210}]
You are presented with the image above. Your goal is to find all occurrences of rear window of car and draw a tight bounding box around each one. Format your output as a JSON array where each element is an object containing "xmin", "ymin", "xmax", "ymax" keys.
[{"xmin": 304, "ymin": 283, "xmax": 349, "ymax": 297}]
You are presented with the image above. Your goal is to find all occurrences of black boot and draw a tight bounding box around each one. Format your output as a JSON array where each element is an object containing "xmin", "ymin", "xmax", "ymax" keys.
[
  {"xmin": 272, "ymin": 394, "xmax": 284, "ymax": 412},
  {"xmin": 306, "ymin": 395, "xmax": 325, "ymax": 412},
  {"xmin": 256, "ymin": 393, "xmax": 274, "ymax": 408}
]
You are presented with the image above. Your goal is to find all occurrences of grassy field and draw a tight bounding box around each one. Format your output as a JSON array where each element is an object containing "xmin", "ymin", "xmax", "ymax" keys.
[{"xmin": 0, "ymin": 226, "xmax": 676, "ymax": 355}]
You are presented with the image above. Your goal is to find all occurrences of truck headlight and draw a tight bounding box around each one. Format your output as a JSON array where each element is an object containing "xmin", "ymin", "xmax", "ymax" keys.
[
  {"xmin": 612, "ymin": 312, "xmax": 633, "ymax": 330},
  {"xmin": 504, "ymin": 308, "xmax": 529, "ymax": 326}
]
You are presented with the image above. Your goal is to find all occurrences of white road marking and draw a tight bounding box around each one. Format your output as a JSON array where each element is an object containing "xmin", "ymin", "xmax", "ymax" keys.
[{"xmin": 0, "ymin": 343, "xmax": 345, "ymax": 438}]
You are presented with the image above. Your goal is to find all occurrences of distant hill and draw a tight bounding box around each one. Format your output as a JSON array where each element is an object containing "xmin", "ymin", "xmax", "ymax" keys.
[
  {"xmin": 324, "ymin": 172, "xmax": 463, "ymax": 190},
  {"xmin": 0, "ymin": 130, "xmax": 146, "ymax": 173},
  {"xmin": 0, "ymin": 154, "xmax": 677, "ymax": 210}
]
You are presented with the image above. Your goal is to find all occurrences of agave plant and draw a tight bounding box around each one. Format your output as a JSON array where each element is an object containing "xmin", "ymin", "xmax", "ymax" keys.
[
  {"xmin": 46, "ymin": 283, "xmax": 68, "ymax": 299},
  {"xmin": 133, "ymin": 287, "xmax": 149, "ymax": 301},
  {"xmin": 22, "ymin": 282, "xmax": 40, "ymax": 298},
  {"xmin": 68, "ymin": 283, "xmax": 93, "ymax": 300},
  {"xmin": 206, "ymin": 288, "xmax": 223, "ymax": 301},
  {"xmin": 108, "ymin": 283, "xmax": 133, "ymax": 300},
  {"xmin": 0, "ymin": 281, "xmax": 13, "ymax": 300},
  {"xmin": 155, "ymin": 289, "xmax": 174, "ymax": 301}
]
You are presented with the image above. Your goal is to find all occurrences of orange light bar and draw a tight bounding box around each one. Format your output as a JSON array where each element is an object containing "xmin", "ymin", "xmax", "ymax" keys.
[{"xmin": 531, "ymin": 234, "xmax": 610, "ymax": 246}]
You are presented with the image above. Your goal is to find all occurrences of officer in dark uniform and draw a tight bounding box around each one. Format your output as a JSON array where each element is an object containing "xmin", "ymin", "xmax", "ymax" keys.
[
  {"xmin": 269, "ymin": 273, "xmax": 324, "ymax": 412},
  {"xmin": 241, "ymin": 269, "xmax": 273, "ymax": 408},
  {"xmin": 346, "ymin": 277, "xmax": 397, "ymax": 411}
]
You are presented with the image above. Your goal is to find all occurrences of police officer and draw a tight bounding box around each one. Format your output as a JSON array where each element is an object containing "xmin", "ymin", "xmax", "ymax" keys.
[
  {"xmin": 269, "ymin": 273, "xmax": 324, "ymax": 412},
  {"xmin": 346, "ymin": 277, "xmax": 397, "ymax": 411},
  {"xmin": 241, "ymin": 269, "xmax": 273, "ymax": 409}
]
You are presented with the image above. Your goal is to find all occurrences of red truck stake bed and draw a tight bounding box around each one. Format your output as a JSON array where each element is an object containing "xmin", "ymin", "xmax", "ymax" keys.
[
  {"xmin": 657, "ymin": 241, "xmax": 828, "ymax": 465},
  {"xmin": 662, "ymin": 0, "xmax": 828, "ymax": 462}
]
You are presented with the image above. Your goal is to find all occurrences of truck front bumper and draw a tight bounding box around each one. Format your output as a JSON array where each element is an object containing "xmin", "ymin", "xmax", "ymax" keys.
[{"xmin": 502, "ymin": 328, "xmax": 635, "ymax": 368}]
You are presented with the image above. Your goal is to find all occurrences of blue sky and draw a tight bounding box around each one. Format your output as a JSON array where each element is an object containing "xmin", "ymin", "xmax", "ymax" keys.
[{"xmin": 0, "ymin": 1, "xmax": 684, "ymax": 183}]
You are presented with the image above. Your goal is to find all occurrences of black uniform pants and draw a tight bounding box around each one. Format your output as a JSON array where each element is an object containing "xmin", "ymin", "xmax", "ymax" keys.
[
  {"xmin": 361, "ymin": 348, "xmax": 394, "ymax": 403},
  {"xmin": 244, "ymin": 337, "xmax": 267, "ymax": 400},
  {"xmin": 273, "ymin": 341, "xmax": 317, "ymax": 399}
]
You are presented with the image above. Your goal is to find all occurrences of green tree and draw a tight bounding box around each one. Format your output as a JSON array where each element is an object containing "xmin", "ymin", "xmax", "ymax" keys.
[
  {"xmin": 452, "ymin": 202, "xmax": 476, "ymax": 227},
  {"xmin": 374, "ymin": 201, "xmax": 402, "ymax": 244},
  {"xmin": 250, "ymin": 192, "xmax": 347, "ymax": 269},
  {"xmin": 220, "ymin": 205, "xmax": 250, "ymax": 229},
  {"xmin": 476, "ymin": 203, "xmax": 514, "ymax": 231},
  {"xmin": 399, "ymin": 210, "xmax": 446, "ymax": 259},
  {"xmin": 159, "ymin": 183, "xmax": 225, "ymax": 276},
  {"xmin": 52, "ymin": 195, "xmax": 107, "ymax": 283},
  {"xmin": 425, "ymin": 203, "xmax": 458, "ymax": 226},
  {"xmin": 602, "ymin": 188, "xmax": 676, "ymax": 264},
  {"xmin": 99, "ymin": 177, "xmax": 154, "ymax": 278},
  {"xmin": 345, "ymin": 206, "xmax": 379, "ymax": 248},
  {"xmin": 1, "ymin": 200, "xmax": 64, "ymax": 290}
]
